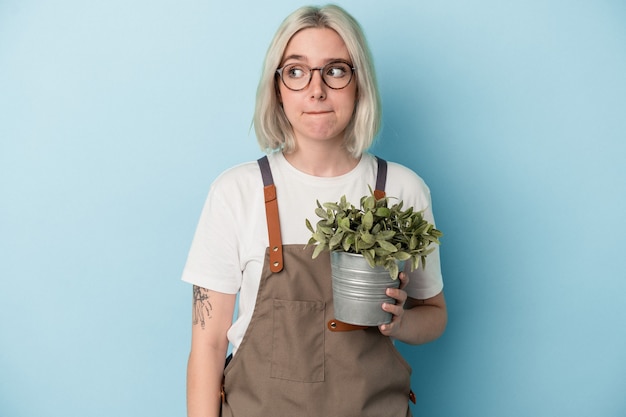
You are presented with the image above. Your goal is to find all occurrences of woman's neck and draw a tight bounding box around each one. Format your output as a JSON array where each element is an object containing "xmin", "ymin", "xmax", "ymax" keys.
[{"xmin": 283, "ymin": 146, "xmax": 360, "ymax": 177}]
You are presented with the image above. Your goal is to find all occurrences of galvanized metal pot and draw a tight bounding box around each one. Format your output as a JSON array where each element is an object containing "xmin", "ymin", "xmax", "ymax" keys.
[{"xmin": 330, "ymin": 251, "xmax": 405, "ymax": 326}]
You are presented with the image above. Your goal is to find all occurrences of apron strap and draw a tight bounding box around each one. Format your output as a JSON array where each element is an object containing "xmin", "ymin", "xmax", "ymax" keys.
[
  {"xmin": 374, "ymin": 156, "xmax": 387, "ymax": 199},
  {"xmin": 258, "ymin": 156, "xmax": 284, "ymax": 273}
]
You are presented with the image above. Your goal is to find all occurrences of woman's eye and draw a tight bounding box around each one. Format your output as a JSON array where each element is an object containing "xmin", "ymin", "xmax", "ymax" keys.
[
  {"xmin": 287, "ymin": 66, "xmax": 306, "ymax": 78},
  {"xmin": 327, "ymin": 65, "xmax": 348, "ymax": 78}
]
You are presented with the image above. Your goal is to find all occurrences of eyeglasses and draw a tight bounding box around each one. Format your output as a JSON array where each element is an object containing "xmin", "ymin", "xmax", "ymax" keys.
[{"xmin": 276, "ymin": 60, "xmax": 356, "ymax": 91}]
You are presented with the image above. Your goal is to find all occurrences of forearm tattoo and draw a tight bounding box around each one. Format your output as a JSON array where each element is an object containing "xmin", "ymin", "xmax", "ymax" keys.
[{"xmin": 192, "ymin": 285, "xmax": 212, "ymax": 329}]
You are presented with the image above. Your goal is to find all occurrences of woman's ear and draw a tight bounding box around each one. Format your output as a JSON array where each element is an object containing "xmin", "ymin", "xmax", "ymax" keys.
[{"xmin": 275, "ymin": 80, "xmax": 282, "ymax": 104}]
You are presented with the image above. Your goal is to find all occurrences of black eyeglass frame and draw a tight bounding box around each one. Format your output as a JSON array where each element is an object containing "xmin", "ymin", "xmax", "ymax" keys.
[{"xmin": 275, "ymin": 60, "xmax": 356, "ymax": 91}]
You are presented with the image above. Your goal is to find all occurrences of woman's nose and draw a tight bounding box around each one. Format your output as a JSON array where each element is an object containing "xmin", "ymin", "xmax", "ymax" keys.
[{"xmin": 309, "ymin": 69, "xmax": 327, "ymax": 99}]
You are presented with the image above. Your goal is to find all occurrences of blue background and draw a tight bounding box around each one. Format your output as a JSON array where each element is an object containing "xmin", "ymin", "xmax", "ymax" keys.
[{"xmin": 1, "ymin": 1, "xmax": 625, "ymax": 416}]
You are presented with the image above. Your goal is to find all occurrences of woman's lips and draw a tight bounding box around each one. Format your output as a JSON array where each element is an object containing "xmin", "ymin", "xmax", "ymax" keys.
[{"xmin": 305, "ymin": 110, "xmax": 332, "ymax": 115}]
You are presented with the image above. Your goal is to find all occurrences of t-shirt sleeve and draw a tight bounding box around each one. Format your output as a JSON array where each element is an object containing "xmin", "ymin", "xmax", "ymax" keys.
[
  {"xmin": 388, "ymin": 164, "xmax": 444, "ymax": 300},
  {"xmin": 181, "ymin": 180, "xmax": 243, "ymax": 294}
]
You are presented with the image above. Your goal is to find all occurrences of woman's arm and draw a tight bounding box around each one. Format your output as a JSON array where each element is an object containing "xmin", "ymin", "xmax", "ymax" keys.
[
  {"xmin": 379, "ymin": 273, "xmax": 447, "ymax": 345},
  {"xmin": 187, "ymin": 286, "xmax": 236, "ymax": 417}
]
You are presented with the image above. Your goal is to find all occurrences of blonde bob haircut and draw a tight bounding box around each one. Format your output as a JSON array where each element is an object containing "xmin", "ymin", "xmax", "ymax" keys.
[{"xmin": 254, "ymin": 4, "xmax": 381, "ymax": 158}]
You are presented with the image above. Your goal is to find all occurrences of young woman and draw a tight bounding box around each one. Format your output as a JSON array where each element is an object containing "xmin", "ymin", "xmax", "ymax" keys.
[{"xmin": 182, "ymin": 5, "xmax": 446, "ymax": 416}]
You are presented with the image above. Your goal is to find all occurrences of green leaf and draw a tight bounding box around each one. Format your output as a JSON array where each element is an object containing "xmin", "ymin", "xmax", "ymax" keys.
[
  {"xmin": 305, "ymin": 218, "xmax": 314, "ymax": 233},
  {"xmin": 393, "ymin": 251, "xmax": 411, "ymax": 261},
  {"xmin": 387, "ymin": 261, "xmax": 399, "ymax": 280},
  {"xmin": 318, "ymin": 225, "xmax": 333, "ymax": 235},
  {"xmin": 360, "ymin": 231, "xmax": 375, "ymax": 244},
  {"xmin": 375, "ymin": 230, "xmax": 396, "ymax": 241},
  {"xmin": 424, "ymin": 235, "xmax": 439, "ymax": 243},
  {"xmin": 328, "ymin": 231, "xmax": 344, "ymax": 249},
  {"xmin": 422, "ymin": 246, "xmax": 436, "ymax": 256},
  {"xmin": 415, "ymin": 222, "xmax": 430, "ymax": 234},
  {"xmin": 312, "ymin": 230, "xmax": 328, "ymax": 244},
  {"xmin": 375, "ymin": 207, "xmax": 391, "ymax": 217},
  {"xmin": 363, "ymin": 195, "xmax": 375, "ymax": 210},
  {"xmin": 342, "ymin": 233, "xmax": 355, "ymax": 252},
  {"xmin": 378, "ymin": 240, "xmax": 398, "ymax": 252},
  {"xmin": 362, "ymin": 250, "xmax": 376, "ymax": 268},
  {"xmin": 374, "ymin": 247, "xmax": 393, "ymax": 257},
  {"xmin": 312, "ymin": 243, "xmax": 327, "ymax": 259},
  {"xmin": 338, "ymin": 217, "xmax": 351, "ymax": 231},
  {"xmin": 339, "ymin": 195, "xmax": 349, "ymax": 209},
  {"xmin": 315, "ymin": 207, "xmax": 328, "ymax": 220},
  {"xmin": 362, "ymin": 210, "xmax": 373, "ymax": 231},
  {"xmin": 357, "ymin": 239, "xmax": 375, "ymax": 250},
  {"xmin": 408, "ymin": 255, "xmax": 421, "ymax": 271}
]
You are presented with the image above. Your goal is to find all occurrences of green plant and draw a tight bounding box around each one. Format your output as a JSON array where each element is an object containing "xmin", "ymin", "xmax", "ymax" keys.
[{"xmin": 306, "ymin": 189, "xmax": 443, "ymax": 279}]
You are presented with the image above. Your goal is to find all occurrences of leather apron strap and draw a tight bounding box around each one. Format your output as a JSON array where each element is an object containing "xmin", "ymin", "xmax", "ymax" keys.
[{"xmin": 258, "ymin": 156, "xmax": 284, "ymax": 273}]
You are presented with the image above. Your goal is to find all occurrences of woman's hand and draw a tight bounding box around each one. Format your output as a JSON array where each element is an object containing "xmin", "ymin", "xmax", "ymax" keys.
[{"xmin": 378, "ymin": 272, "xmax": 409, "ymax": 337}]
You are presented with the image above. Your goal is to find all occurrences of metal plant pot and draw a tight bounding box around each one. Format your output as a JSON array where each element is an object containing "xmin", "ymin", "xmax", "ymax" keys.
[{"xmin": 330, "ymin": 251, "xmax": 405, "ymax": 326}]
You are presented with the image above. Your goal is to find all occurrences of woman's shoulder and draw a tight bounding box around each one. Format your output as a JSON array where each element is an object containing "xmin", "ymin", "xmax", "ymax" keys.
[
  {"xmin": 371, "ymin": 155, "xmax": 429, "ymax": 189},
  {"xmin": 212, "ymin": 159, "xmax": 262, "ymax": 186},
  {"xmin": 205, "ymin": 159, "xmax": 265, "ymax": 203},
  {"xmin": 386, "ymin": 160, "xmax": 428, "ymax": 186},
  {"xmin": 379, "ymin": 158, "xmax": 432, "ymax": 211}
]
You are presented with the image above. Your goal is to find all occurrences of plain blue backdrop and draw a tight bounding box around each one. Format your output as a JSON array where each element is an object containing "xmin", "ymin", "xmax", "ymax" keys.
[{"xmin": 1, "ymin": 1, "xmax": 625, "ymax": 416}]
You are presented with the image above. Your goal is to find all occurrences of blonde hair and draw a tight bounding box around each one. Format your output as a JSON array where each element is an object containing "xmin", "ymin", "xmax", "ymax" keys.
[{"xmin": 253, "ymin": 4, "xmax": 381, "ymax": 157}]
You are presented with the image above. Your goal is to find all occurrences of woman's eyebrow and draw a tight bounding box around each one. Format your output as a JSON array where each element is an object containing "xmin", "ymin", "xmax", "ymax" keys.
[
  {"xmin": 282, "ymin": 54, "xmax": 307, "ymax": 63},
  {"xmin": 281, "ymin": 55, "xmax": 350, "ymax": 65}
]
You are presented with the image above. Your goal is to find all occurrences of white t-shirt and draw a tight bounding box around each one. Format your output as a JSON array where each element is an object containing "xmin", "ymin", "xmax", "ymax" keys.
[{"xmin": 182, "ymin": 152, "xmax": 443, "ymax": 354}]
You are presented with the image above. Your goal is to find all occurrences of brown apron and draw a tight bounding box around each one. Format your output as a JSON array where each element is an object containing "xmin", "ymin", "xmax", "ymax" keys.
[{"xmin": 221, "ymin": 156, "xmax": 413, "ymax": 417}]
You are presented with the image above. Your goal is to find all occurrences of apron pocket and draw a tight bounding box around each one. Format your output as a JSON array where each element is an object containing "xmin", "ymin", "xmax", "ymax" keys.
[{"xmin": 270, "ymin": 299, "xmax": 325, "ymax": 382}]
